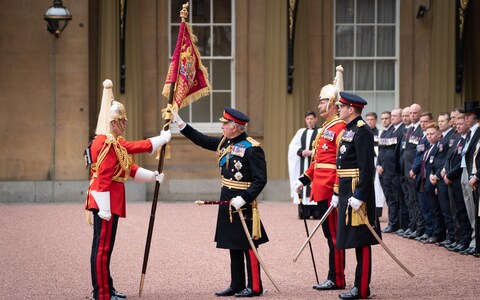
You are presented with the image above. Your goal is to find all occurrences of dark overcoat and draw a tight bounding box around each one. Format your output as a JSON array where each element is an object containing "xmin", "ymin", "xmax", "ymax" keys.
[
  {"xmin": 181, "ymin": 124, "xmax": 269, "ymax": 249},
  {"xmin": 336, "ymin": 116, "xmax": 381, "ymax": 249}
]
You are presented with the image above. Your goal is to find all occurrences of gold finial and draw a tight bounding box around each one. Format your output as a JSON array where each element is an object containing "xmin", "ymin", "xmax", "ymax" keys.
[{"xmin": 180, "ymin": 2, "xmax": 189, "ymax": 21}]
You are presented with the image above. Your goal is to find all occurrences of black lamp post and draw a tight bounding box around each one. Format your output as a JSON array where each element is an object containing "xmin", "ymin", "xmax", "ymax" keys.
[{"xmin": 44, "ymin": 0, "xmax": 72, "ymax": 38}]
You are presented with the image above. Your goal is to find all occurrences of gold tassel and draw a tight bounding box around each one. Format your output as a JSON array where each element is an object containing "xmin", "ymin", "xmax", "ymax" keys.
[
  {"xmin": 229, "ymin": 202, "xmax": 233, "ymax": 223},
  {"xmin": 251, "ymin": 200, "xmax": 262, "ymax": 240},
  {"xmin": 350, "ymin": 202, "xmax": 368, "ymax": 226},
  {"xmin": 86, "ymin": 210, "xmax": 93, "ymax": 227},
  {"xmin": 155, "ymin": 144, "xmax": 171, "ymax": 160}
]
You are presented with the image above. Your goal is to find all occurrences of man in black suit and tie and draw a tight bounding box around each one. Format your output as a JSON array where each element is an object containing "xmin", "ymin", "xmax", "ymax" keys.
[
  {"xmin": 378, "ymin": 108, "xmax": 404, "ymax": 233},
  {"xmin": 429, "ymin": 113, "xmax": 456, "ymax": 246},
  {"xmin": 459, "ymin": 101, "xmax": 480, "ymax": 255},
  {"xmin": 443, "ymin": 113, "xmax": 472, "ymax": 252}
]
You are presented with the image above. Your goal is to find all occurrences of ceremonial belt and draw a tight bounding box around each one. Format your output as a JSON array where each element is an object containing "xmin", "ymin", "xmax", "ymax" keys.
[
  {"xmin": 92, "ymin": 173, "xmax": 126, "ymax": 183},
  {"xmin": 314, "ymin": 163, "xmax": 336, "ymax": 170},
  {"xmin": 337, "ymin": 168, "xmax": 360, "ymax": 193},
  {"xmin": 222, "ymin": 177, "xmax": 251, "ymax": 190},
  {"xmin": 337, "ymin": 168, "xmax": 366, "ymax": 226}
]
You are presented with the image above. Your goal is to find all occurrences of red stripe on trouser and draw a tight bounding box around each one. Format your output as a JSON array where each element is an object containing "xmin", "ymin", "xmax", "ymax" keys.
[
  {"xmin": 328, "ymin": 207, "xmax": 345, "ymax": 287},
  {"xmin": 360, "ymin": 246, "xmax": 371, "ymax": 298},
  {"xmin": 248, "ymin": 249, "xmax": 261, "ymax": 293},
  {"xmin": 96, "ymin": 219, "xmax": 112, "ymax": 300}
]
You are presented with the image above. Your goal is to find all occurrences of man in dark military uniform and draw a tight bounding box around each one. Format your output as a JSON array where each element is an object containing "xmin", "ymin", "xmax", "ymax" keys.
[
  {"xmin": 335, "ymin": 92, "xmax": 380, "ymax": 299},
  {"xmin": 171, "ymin": 107, "xmax": 269, "ymax": 297}
]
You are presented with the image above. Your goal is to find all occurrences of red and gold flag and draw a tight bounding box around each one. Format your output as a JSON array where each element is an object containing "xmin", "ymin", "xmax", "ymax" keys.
[{"xmin": 162, "ymin": 21, "xmax": 211, "ymax": 111}]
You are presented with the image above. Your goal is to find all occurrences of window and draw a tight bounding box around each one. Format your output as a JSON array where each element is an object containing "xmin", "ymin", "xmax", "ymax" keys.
[
  {"xmin": 334, "ymin": 0, "xmax": 398, "ymax": 114},
  {"xmin": 170, "ymin": 0, "xmax": 235, "ymax": 133}
]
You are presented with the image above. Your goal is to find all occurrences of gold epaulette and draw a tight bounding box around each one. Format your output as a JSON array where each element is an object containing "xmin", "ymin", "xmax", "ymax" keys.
[
  {"xmin": 247, "ymin": 137, "xmax": 260, "ymax": 147},
  {"xmin": 357, "ymin": 120, "xmax": 365, "ymax": 127}
]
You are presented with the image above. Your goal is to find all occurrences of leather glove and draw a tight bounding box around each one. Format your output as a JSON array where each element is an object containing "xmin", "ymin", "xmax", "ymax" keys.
[
  {"xmin": 148, "ymin": 129, "xmax": 171, "ymax": 154},
  {"xmin": 294, "ymin": 179, "xmax": 304, "ymax": 193},
  {"xmin": 231, "ymin": 196, "xmax": 246, "ymax": 210},
  {"xmin": 349, "ymin": 197, "xmax": 363, "ymax": 211},
  {"xmin": 134, "ymin": 167, "xmax": 165, "ymax": 183},
  {"xmin": 91, "ymin": 190, "xmax": 111, "ymax": 221},
  {"xmin": 331, "ymin": 194, "xmax": 339, "ymax": 208},
  {"xmin": 171, "ymin": 111, "xmax": 186, "ymax": 129}
]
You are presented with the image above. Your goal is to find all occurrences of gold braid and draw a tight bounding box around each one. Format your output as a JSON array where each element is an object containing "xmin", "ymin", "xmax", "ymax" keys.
[{"xmin": 94, "ymin": 133, "xmax": 133, "ymax": 181}]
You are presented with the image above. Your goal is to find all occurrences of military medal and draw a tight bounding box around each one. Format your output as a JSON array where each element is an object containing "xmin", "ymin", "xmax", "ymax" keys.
[
  {"xmin": 234, "ymin": 172, "xmax": 243, "ymax": 181},
  {"xmin": 322, "ymin": 144, "xmax": 328, "ymax": 151},
  {"xmin": 323, "ymin": 129, "xmax": 335, "ymax": 141},
  {"xmin": 234, "ymin": 161, "xmax": 243, "ymax": 170},
  {"xmin": 340, "ymin": 145, "xmax": 346, "ymax": 154},
  {"xmin": 231, "ymin": 144, "xmax": 246, "ymax": 157}
]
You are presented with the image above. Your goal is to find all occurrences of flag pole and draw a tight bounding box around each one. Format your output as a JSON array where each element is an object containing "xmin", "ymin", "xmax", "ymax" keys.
[{"xmin": 138, "ymin": 3, "xmax": 189, "ymax": 297}]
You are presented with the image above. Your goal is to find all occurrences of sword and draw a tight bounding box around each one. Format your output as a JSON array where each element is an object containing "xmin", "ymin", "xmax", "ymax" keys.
[
  {"xmin": 237, "ymin": 209, "xmax": 282, "ymax": 293},
  {"xmin": 298, "ymin": 196, "xmax": 319, "ymax": 284},
  {"xmin": 293, "ymin": 204, "xmax": 334, "ymax": 262},
  {"xmin": 356, "ymin": 207, "xmax": 415, "ymax": 277},
  {"xmin": 195, "ymin": 200, "xmax": 281, "ymax": 293},
  {"xmin": 194, "ymin": 200, "xmax": 230, "ymax": 205}
]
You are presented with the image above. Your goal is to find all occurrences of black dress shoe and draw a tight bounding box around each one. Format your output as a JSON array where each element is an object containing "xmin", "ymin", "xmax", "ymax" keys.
[
  {"xmin": 401, "ymin": 229, "xmax": 412, "ymax": 238},
  {"xmin": 313, "ymin": 279, "xmax": 341, "ymax": 290},
  {"xmin": 415, "ymin": 233, "xmax": 429, "ymax": 241},
  {"xmin": 453, "ymin": 244, "xmax": 468, "ymax": 252},
  {"xmin": 474, "ymin": 252, "xmax": 480, "ymax": 257},
  {"xmin": 407, "ymin": 231, "xmax": 418, "ymax": 239},
  {"xmin": 395, "ymin": 229, "xmax": 405, "ymax": 236},
  {"xmin": 215, "ymin": 287, "xmax": 238, "ymax": 297},
  {"xmin": 446, "ymin": 242, "xmax": 458, "ymax": 250},
  {"xmin": 421, "ymin": 236, "xmax": 436, "ymax": 244},
  {"xmin": 339, "ymin": 287, "xmax": 370, "ymax": 299},
  {"xmin": 437, "ymin": 239, "xmax": 453, "ymax": 247},
  {"xmin": 382, "ymin": 226, "xmax": 398, "ymax": 233},
  {"xmin": 234, "ymin": 288, "xmax": 261, "ymax": 298},
  {"xmin": 112, "ymin": 289, "xmax": 127, "ymax": 299},
  {"xmin": 459, "ymin": 247, "xmax": 475, "ymax": 255}
]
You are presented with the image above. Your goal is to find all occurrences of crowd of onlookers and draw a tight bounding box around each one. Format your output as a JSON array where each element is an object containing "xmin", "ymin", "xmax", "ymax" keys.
[{"xmin": 369, "ymin": 102, "xmax": 480, "ymax": 257}]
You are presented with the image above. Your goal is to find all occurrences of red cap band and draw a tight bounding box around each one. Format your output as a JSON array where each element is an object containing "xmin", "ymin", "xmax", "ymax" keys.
[
  {"xmin": 339, "ymin": 97, "xmax": 364, "ymax": 108},
  {"xmin": 223, "ymin": 112, "xmax": 247, "ymax": 125}
]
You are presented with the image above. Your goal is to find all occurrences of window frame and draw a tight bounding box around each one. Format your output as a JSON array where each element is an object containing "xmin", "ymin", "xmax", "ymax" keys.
[
  {"xmin": 168, "ymin": 0, "xmax": 236, "ymax": 134},
  {"xmin": 333, "ymin": 0, "xmax": 400, "ymax": 113}
]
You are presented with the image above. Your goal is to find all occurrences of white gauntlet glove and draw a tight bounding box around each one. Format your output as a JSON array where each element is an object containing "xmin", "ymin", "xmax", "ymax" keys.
[
  {"xmin": 91, "ymin": 190, "xmax": 111, "ymax": 221},
  {"xmin": 294, "ymin": 180, "xmax": 304, "ymax": 193},
  {"xmin": 171, "ymin": 111, "xmax": 186, "ymax": 130},
  {"xmin": 349, "ymin": 197, "xmax": 363, "ymax": 211},
  {"xmin": 148, "ymin": 129, "xmax": 171, "ymax": 154},
  {"xmin": 134, "ymin": 167, "xmax": 165, "ymax": 184},
  {"xmin": 331, "ymin": 194, "xmax": 339, "ymax": 208},
  {"xmin": 231, "ymin": 196, "xmax": 246, "ymax": 210}
]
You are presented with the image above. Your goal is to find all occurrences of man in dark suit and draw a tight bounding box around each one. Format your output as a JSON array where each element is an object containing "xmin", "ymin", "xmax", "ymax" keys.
[
  {"xmin": 429, "ymin": 113, "xmax": 456, "ymax": 245},
  {"xmin": 378, "ymin": 108, "xmax": 404, "ymax": 233},
  {"xmin": 396, "ymin": 107, "xmax": 412, "ymax": 236},
  {"xmin": 443, "ymin": 113, "xmax": 472, "ymax": 252},
  {"xmin": 422, "ymin": 123, "xmax": 446, "ymax": 244},
  {"xmin": 459, "ymin": 102, "xmax": 480, "ymax": 255}
]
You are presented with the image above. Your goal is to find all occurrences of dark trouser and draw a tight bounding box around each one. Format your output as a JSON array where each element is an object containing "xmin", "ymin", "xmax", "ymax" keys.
[
  {"xmin": 425, "ymin": 190, "xmax": 445, "ymax": 239},
  {"xmin": 417, "ymin": 191, "xmax": 431, "ymax": 236},
  {"xmin": 451, "ymin": 179, "xmax": 473, "ymax": 246},
  {"xmin": 437, "ymin": 182, "xmax": 455, "ymax": 241},
  {"xmin": 354, "ymin": 245, "xmax": 372, "ymax": 299},
  {"xmin": 91, "ymin": 212, "xmax": 119, "ymax": 300},
  {"xmin": 447, "ymin": 184, "xmax": 460, "ymax": 241},
  {"xmin": 398, "ymin": 176, "xmax": 410, "ymax": 230},
  {"xmin": 230, "ymin": 249, "xmax": 262, "ymax": 293},
  {"xmin": 405, "ymin": 177, "xmax": 418, "ymax": 231},
  {"xmin": 384, "ymin": 174, "xmax": 399, "ymax": 229},
  {"xmin": 317, "ymin": 200, "xmax": 345, "ymax": 287}
]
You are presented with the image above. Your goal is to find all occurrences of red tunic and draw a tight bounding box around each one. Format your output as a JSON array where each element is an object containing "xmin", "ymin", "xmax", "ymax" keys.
[
  {"xmin": 303, "ymin": 116, "xmax": 346, "ymax": 202},
  {"xmin": 85, "ymin": 134, "xmax": 153, "ymax": 218}
]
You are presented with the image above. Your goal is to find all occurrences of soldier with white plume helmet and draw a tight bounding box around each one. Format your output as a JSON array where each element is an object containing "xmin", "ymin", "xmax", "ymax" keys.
[
  {"xmin": 294, "ymin": 66, "xmax": 347, "ymax": 292},
  {"xmin": 85, "ymin": 79, "xmax": 171, "ymax": 300}
]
